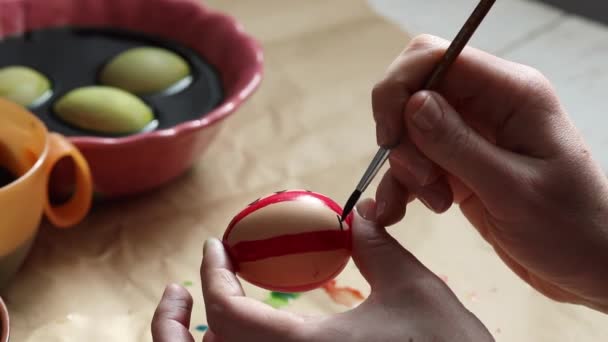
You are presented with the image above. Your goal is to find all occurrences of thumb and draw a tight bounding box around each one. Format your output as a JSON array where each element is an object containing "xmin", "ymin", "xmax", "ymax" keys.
[
  {"xmin": 351, "ymin": 198, "xmax": 440, "ymax": 293},
  {"xmin": 404, "ymin": 90, "xmax": 526, "ymax": 204},
  {"xmin": 151, "ymin": 284, "xmax": 195, "ymax": 342}
]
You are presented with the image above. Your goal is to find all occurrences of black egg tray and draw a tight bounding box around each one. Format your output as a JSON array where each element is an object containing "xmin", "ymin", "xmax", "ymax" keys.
[{"xmin": 0, "ymin": 26, "xmax": 224, "ymax": 137}]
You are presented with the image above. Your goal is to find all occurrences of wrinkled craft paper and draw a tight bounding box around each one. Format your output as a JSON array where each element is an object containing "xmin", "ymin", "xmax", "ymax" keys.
[{"xmin": 2, "ymin": 0, "xmax": 607, "ymax": 341}]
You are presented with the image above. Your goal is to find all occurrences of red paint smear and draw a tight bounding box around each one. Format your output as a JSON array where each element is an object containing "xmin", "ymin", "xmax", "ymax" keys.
[
  {"xmin": 228, "ymin": 230, "xmax": 350, "ymax": 262},
  {"xmin": 321, "ymin": 279, "xmax": 365, "ymax": 307},
  {"xmin": 223, "ymin": 190, "xmax": 353, "ymax": 242},
  {"xmin": 439, "ymin": 274, "xmax": 448, "ymax": 283}
]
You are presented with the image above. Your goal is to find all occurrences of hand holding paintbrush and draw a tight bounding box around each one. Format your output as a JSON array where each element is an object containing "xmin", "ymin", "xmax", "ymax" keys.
[{"xmin": 340, "ymin": 0, "xmax": 496, "ymax": 221}]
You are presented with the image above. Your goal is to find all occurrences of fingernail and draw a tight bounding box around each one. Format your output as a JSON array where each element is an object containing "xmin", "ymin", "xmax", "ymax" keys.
[
  {"xmin": 377, "ymin": 123, "xmax": 394, "ymax": 147},
  {"xmin": 204, "ymin": 238, "xmax": 225, "ymax": 258},
  {"xmin": 419, "ymin": 189, "xmax": 448, "ymax": 213},
  {"xmin": 419, "ymin": 197, "xmax": 433, "ymax": 211},
  {"xmin": 163, "ymin": 283, "xmax": 180, "ymax": 298},
  {"xmin": 376, "ymin": 200, "xmax": 386, "ymax": 220},
  {"xmin": 411, "ymin": 93, "xmax": 442, "ymax": 132},
  {"xmin": 203, "ymin": 239, "xmax": 213, "ymax": 256},
  {"xmin": 355, "ymin": 198, "xmax": 377, "ymax": 221}
]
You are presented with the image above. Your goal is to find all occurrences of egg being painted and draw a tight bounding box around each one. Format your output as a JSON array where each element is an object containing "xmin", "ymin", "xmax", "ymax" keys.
[{"xmin": 223, "ymin": 190, "xmax": 353, "ymax": 292}]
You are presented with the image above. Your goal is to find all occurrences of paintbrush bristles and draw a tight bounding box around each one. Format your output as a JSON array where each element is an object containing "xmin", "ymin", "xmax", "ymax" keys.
[{"xmin": 340, "ymin": 190, "xmax": 361, "ymax": 222}]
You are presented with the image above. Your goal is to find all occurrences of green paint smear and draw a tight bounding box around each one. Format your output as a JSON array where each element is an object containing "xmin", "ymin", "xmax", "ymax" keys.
[
  {"xmin": 263, "ymin": 292, "xmax": 301, "ymax": 308},
  {"xmin": 271, "ymin": 292, "xmax": 301, "ymax": 300},
  {"xmin": 195, "ymin": 324, "xmax": 208, "ymax": 332},
  {"xmin": 264, "ymin": 296, "xmax": 289, "ymax": 308},
  {"xmin": 182, "ymin": 280, "xmax": 193, "ymax": 287}
]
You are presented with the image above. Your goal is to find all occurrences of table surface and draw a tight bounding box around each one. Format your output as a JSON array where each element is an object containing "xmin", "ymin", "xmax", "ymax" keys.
[{"xmin": 2, "ymin": 0, "xmax": 608, "ymax": 341}]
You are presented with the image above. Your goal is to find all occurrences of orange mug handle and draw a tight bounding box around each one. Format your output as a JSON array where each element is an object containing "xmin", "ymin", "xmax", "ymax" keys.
[{"xmin": 43, "ymin": 133, "xmax": 93, "ymax": 228}]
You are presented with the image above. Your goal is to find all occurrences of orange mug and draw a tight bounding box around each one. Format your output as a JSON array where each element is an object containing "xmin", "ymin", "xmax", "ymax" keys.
[{"xmin": 0, "ymin": 98, "xmax": 93, "ymax": 289}]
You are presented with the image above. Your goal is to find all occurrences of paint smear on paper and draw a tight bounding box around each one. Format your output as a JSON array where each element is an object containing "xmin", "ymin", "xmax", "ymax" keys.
[
  {"xmin": 439, "ymin": 274, "xmax": 448, "ymax": 283},
  {"xmin": 263, "ymin": 292, "xmax": 301, "ymax": 308},
  {"xmin": 196, "ymin": 324, "xmax": 208, "ymax": 332},
  {"xmin": 467, "ymin": 292, "xmax": 478, "ymax": 302},
  {"xmin": 321, "ymin": 280, "xmax": 365, "ymax": 307},
  {"xmin": 182, "ymin": 280, "xmax": 193, "ymax": 287},
  {"xmin": 271, "ymin": 292, "xmax": 301, "ymax": 300}
]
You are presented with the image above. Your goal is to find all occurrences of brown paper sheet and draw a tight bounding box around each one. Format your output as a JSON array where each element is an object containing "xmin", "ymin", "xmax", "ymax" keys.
[{"xmin": 2, "ymin": 0, "xmax": 607, "ymax": 340}]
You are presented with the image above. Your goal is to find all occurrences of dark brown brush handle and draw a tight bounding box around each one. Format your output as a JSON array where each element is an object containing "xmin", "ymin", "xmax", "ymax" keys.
[{"xmin": 424, "ymin": 0, "xmax": 496, "ymax": 90}]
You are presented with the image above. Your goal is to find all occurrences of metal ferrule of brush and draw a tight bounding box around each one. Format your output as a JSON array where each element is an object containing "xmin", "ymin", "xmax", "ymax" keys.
[{"xmin": 356, "ymin": 147, "xmax": 391, "ymax": 192}]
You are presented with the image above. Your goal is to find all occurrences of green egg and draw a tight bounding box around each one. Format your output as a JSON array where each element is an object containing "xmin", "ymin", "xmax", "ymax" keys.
[
  {"xmin": 0, "ymin": 65, "xmax": 51, "ymax": 107},
  {"xmin": 54, "ymin": 86, "xmax": 154, "ymax": 135},
  {"xmin": 99, "ymin": 46, "xmax": 191, "ymax": 95}
]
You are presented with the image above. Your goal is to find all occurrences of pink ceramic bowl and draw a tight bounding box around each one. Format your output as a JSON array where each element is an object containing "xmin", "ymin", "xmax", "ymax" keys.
[
  {"xmin": 0, "ymin": 0, "xmax": 263, "ymax": 198},
  {"xmin": 0, "ymin": 297, "xmax": 7, "ymax": 342}
]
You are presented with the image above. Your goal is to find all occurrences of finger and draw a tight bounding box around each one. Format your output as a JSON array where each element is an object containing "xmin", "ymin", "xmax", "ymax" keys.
[
  {"xmin": 200, "ymin": 238, "xmax": 307, "ymax": 342},
  {"xmin": 202, "ymin": 329, "xmax": 221, "ymax": 342},
  {"xmin": 387, "ymin": 162, "xmax": 452, "ymax": 214},
  {"xmin": 404, "ymin": 90, "xmax": 533, "ymax": 208},
  {"xmin": 375, "ymin": 169, "xmax": 408, "ymax": 226},
  {"xmin": 372, "ymin": 72, "xmax": 407, "ymax": 147},
  {"xmin": 388, "ymin": 137, "xmax": 441, "ymax": 186},
  {"xmin": 351, "ymin": 198, "xmax": 443, "ymax": 294},
  {"xmin": 201, "ymin": 238, "xmax": 245, "ymax": 300},
  {"xmin": 384, "ymin": 127, "xmax": 452, "ymax": 214},
  {"xmin": 415, "ymin": 176, "xmax": 453, "ymax": 213},
  {"xmin": 151, "ymin": 284, "xmax": 195, "ymax": 342},
  {"xmin": 447, "ymin": 174, "xmax": 472, "ymax": 204}
]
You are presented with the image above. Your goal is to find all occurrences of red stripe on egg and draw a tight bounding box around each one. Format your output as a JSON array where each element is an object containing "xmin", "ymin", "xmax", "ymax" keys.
[{"xmin": 227, "ymin": 229, "xmax": 349, "ymax": 262}]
